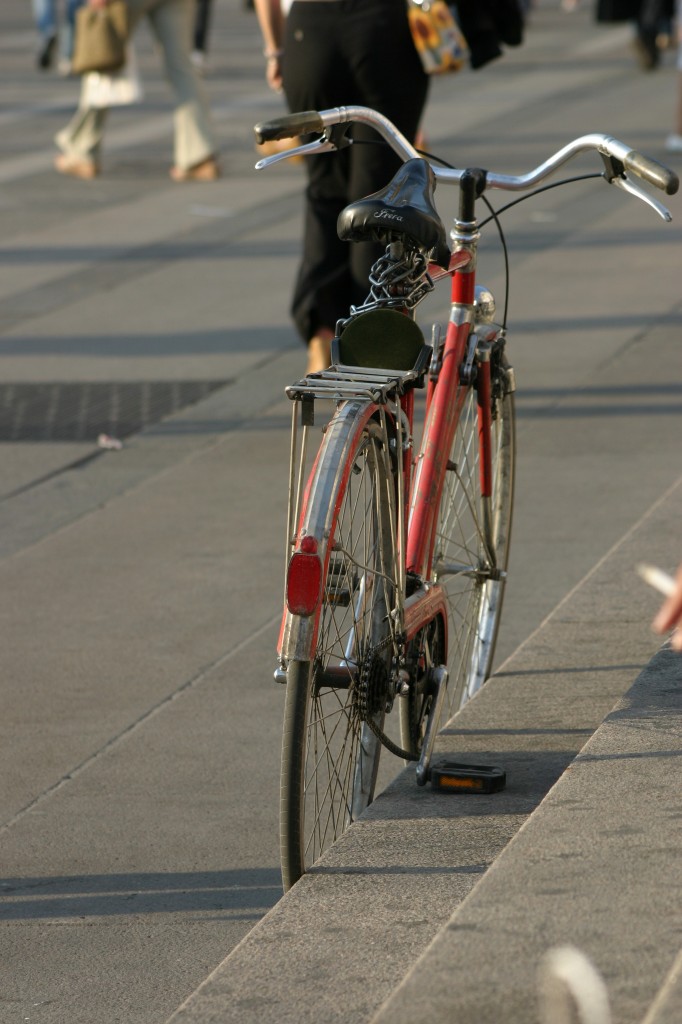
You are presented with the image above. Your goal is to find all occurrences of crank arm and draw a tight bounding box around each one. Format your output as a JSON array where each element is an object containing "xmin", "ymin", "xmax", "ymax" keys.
[
  {"xmin": 433, "ymin": 561, "xmax": 507, "ymax": 582},
  {"xmin": 415, "ymin": 665, "xmax": 448, "ymax": 786}
]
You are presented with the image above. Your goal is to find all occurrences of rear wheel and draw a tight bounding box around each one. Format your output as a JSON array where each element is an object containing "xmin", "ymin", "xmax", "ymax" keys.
[
  {"xmin": 432, "ymin": 359, "xmax": 515, "ymax": 720},
  {"xmin": 280, "ymin": 414, "xmax": 399, "ymax": 890}
]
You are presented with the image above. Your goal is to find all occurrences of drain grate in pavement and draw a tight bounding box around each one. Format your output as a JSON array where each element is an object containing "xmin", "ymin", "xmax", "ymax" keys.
[{"xmin": 0, "ymin": 380, "xmax": 230, "ymax": 442}]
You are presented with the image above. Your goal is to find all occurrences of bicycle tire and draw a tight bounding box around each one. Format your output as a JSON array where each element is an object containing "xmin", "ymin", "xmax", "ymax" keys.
[
  {"xmin": 433, "ymin": 367, "xmax": 515, "ymax": 721},
  {"xmin": 280, "ymin": 406, "xmax": 398, "ymax": 890}
]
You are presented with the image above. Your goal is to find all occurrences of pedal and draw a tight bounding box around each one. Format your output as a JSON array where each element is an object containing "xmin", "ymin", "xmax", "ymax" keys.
[{"xmin": 429, "ymin": 760, "xmax": 506, "ymax": 794}]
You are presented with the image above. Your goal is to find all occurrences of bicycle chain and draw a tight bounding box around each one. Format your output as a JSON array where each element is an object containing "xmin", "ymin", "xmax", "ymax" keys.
[
  {"xmin": 363, "ymin": 714, "xmax": 419, "ymax": 763},
  {"xmin": 356, "ymin": 636, "xmax": 419, "ymax": 763}
]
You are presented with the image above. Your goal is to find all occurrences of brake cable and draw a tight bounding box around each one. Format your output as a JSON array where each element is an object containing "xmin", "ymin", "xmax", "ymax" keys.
[{"xmin": 418, "ymin": 147, "xmax": 602, "ymax": 331}]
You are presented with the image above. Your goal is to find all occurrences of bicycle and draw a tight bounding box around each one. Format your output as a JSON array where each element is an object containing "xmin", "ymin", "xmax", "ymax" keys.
[{"xmin": 254, "ymin": 105, "xmax": 678, "ymax": 891}]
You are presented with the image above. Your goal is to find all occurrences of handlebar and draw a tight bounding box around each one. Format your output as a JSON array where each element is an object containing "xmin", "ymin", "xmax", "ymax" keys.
[
  {"xmin": 254, "ymin": 110, "xmax": 326, "ymax": 143},
  {"xmin": 254, "ymin": 105, "xmax": 679, "ymax": 206},
  {"xmin": 621, "ymin": 147, "xmax": 677, "ymax": 194}
]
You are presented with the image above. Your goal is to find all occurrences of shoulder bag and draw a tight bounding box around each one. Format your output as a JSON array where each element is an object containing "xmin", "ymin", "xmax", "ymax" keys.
[
  {"xmin": 406, "ymin": 0, "xmax": 468, "ymax": 75},
  {"xmin": 71, "ymin": 1, "xmax": 129, "ymax": 76}
]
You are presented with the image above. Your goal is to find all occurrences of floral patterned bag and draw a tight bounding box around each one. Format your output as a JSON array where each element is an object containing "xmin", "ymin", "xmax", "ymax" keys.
[{"xmin": 406, "ymin": 0, "xmax": 468, "ymax": 75}]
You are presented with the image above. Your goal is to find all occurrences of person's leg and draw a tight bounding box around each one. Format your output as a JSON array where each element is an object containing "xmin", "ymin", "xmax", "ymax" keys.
[
  {"xmin": 674, "ymin": 69, "xmax": 682, "ymax": 136},
  {"xmin": 342, "ymin": 0, "xmax": 429, "ymax": 308},
  {"xmin": 283, "ymin": 2, "xmax": 357, "ymax": 367},
  {"xmin": 666, "ymin": 10, "xmax": 682, "ymax": 148},
  {"xmin": 635, "ymin": 0, "xmax": 666, "ymax": 67},
  {"xmin": 193, "ymin": 0, "xmax": 212, "ymax": 53},
  {"xmin": 60, "ymin": 0, "xmax": 86, "ymax": 64},
  {"xmin": 147, "ymin": 0, "xmax": 218, "ymax": 173},
  {"xmin": 32, "ymin": 0, "xmax": 56, "ymax": 37},
  {"xmin": 284, "ymin": 0, "xmax": 429, "ymax": 369},
  {"xmin": 33, "ymin": 0, "xmax": 58, "ymax": 68},
  {"xmin": 54, "ymin": 100, "xmax": 108, "ymax": 175}
]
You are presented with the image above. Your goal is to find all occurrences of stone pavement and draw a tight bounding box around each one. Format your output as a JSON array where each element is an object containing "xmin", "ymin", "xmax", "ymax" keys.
[{"xmin": 1, "ymin": 2, "xmax": 681, "ymax": 1022}]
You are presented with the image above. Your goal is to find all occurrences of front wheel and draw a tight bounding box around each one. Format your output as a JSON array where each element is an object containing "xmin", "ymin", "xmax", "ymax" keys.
[
  {"xmin": 280, "ymin": 412, "xmax": 399, "ymax": 890},
  {"xmin": 433, "ymin": 362, "xmax": 515, "ymax": 720}
]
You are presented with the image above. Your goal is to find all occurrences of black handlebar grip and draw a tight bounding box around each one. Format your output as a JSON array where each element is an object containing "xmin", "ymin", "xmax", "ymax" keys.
[
  {"xmin": 624, "ymin": 149, "xmax": 679, "ymax": 195},
  {"xmin": 254, "ymin": 111, "xmax": 325, "ymax": 144}
]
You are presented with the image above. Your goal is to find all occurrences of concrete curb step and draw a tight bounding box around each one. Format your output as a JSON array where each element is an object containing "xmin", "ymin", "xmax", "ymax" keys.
[
  {"xmin": 369, "ymin": 643, "xmax": 682, "ymax": 1024},
  {"xmin": 165, "ymin": 478, "xmax": 682, "ymax": 1024}
]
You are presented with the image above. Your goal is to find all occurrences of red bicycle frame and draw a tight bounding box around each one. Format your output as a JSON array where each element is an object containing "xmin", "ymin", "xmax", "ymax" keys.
[
  {"xmin": 278, "ymin": 172, "xmax": 501, "ymax": 662},
  {"xmin": 400, "ymin": 175, "xmax": 496, "ymax": 646}
]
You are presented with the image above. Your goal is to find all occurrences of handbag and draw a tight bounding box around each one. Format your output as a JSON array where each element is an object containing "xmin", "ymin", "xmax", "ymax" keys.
[
  {"xmin": 81, "ymin": 47, "xmax": 143, "ymax": 108},
  {"xmin": 71, "ymin": 1, "xmax": 129, "ymax": 76},
  {"xmin": 406, "ymin": 0, "xmax": 468, "ymax": 75}
]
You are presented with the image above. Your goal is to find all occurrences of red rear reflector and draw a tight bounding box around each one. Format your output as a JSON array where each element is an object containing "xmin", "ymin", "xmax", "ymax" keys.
[{"xmin": 286, "ymin": 551, "xmax": 322, "ymax": 616}]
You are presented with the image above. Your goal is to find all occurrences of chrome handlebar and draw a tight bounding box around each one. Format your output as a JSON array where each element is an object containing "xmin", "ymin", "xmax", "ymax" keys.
[{"xmin": 254, "ymin": 105, "xmax": 678, "ymax": 221}]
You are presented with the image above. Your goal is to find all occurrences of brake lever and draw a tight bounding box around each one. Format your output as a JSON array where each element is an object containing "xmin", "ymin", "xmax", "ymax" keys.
[
  {"xmin": 255, "ymin": 124, "xmax": 353, "ymax": 171},
  {"xmin": 255, "ymin": 136, "xmax": 331, "ymax": 170},
  {"xmin": 608, "ymin": 173, "xmax": 673, "ymax": 222}
]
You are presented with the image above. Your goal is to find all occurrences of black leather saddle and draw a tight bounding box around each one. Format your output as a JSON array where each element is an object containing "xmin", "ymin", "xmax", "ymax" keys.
[{"xmin": 337, "ymin": 158, "xmax": 450, "ymax": 269}]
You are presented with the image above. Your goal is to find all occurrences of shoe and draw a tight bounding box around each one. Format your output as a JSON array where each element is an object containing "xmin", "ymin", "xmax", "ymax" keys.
[
  {"xmin": 632, "ymin": 31, "xmax": 660, "ymax": 70},
  {"xmin": 54, "ymin": 153, "xmax": 99, "ymax": 180},
  {"xmin": 169, "ymin": 156, "xmax": 220, "ymax": 182},
  {"xmin": 665, "ymin": 133, "xmax": 682, "ymax": 152},
  {"xmin": 191, "ymin": 49, "xmax": 207, "ymax": 71},
  {"xmin": 57, "ymin": 58, "xmax": 72, "ymax": 76},
  {"xmin": 37, "ymin": 34, "xmax": 57, "ymax": 70}
]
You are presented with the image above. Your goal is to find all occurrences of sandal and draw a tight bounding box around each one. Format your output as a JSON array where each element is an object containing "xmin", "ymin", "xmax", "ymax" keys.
[
  {"xmin": 169, "ymin": 156, "xmax": 220, "ymax": 182},
  {"xmin": 54, "ymin": 153, "xmax": 99, "ymax": 180}
]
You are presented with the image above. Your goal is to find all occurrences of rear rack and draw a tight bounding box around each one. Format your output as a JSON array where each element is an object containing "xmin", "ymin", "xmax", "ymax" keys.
[{"xmin": 285, "ymin": 351, "xmax": 432, "ymax": 406}]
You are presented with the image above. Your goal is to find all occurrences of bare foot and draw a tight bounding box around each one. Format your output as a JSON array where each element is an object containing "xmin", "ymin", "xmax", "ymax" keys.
[
  {"xmin": 170, "ymin": 156, "xmax": 220, "ymax": 182},
  {"xmin": 54, "ymin": 153, "xmax": 99, "ymax": 179},
  {"xmin": 306, "ymin": 330, "xmax": 333, "ymax": 374}
]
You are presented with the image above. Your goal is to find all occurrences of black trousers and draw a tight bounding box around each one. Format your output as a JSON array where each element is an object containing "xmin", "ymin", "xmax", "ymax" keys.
[
  {"xmin": 637, "ymin": 0, "xmax": 669, "ymax": 31},
  {"xmin": 282, "ymin": 0, "xmax": 429, "ymax": 342},
  {"xmin": 193, "ymin": 0, "xmax": 211, "ymax": 51}
]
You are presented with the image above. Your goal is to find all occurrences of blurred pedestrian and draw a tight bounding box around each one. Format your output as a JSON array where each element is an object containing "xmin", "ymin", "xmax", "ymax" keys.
[
  {"xmin": 33, "ymin": 0, "xmax": 85, "ymax": 73},
  {"xmin": 595, "ymin": 0, "xmax": 673, "ymax": 68},
  {"xmin": 652, "ymin": 563, "xmax": 682, "ymax": 650},
  {"xmin": 54, "ymin": 0, "xmax": 219, "ymax": 181},
  {"xmin": 192, "ymin": 0, "xmax": 212, "ymax": 69},
  {"xmin": 665, "ymin": 0, "xmax": 682, "ymax": 148},
  {"xmin": 633, "ymin": 0, "xmax": 668, "ymax": 67},
  {"xmin": 254, "ymin": 0, "xmax": 429, "ymax": 373}
]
